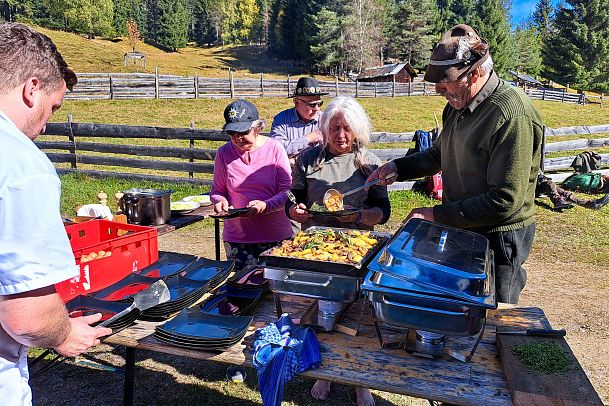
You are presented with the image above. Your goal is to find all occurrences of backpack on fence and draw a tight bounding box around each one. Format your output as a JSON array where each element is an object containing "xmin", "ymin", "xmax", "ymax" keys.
[
  {"xmin": 413, "ymin": 129, "xmax": 443, "ymax": 201},
  {"xmin": 561, "ymin": 173, "xmax": 603, "ymax": 193}
]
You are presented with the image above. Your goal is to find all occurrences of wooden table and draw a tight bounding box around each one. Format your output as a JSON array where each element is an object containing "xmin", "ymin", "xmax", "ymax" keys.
[{"xmin": 104, "ymin": 294, "xmax": 559, "ymax": 406}]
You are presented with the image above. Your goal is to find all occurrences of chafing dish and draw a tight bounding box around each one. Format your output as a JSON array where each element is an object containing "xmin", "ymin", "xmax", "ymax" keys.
[
  {"xmin": 262, "ymin": 226, "xmax": 390, "ymax": 302},
  {"xmin": 362, "ymin": 219, "xmax": 497, "ymax": 336}
]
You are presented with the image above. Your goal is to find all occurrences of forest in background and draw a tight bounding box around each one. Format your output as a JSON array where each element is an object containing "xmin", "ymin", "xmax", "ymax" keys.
[{"xmin": 1, "ymin": 0, "xmax": 608, "ymax": 92}]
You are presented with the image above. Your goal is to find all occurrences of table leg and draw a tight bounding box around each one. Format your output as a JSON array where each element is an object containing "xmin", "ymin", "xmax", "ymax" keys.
[
  {"xmin": 274, "ymin": 294, "xmax": 283, "ymax": 317},
  {"xmin": 124, "ymin": 347, "xmax": 136, "ymax": 406},
  {"xmin": 214, "ymin": 218, "xmax": 221, "ymax": 261}
]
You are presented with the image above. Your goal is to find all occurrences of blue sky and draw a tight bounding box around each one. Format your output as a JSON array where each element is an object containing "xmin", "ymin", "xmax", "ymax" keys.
[{"xmin": 510, "ymin": 0, "xmax": 559, "ymax": 27}]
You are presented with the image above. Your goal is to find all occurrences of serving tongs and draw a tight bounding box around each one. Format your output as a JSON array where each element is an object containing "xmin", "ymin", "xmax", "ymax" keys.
[
  {"xmin": 322, "ymin": 171, "xmax": 397, "ymax": 211},
  {"xmin": 29, "ymin": 280, "xmax": 170, "ymax": 378}
]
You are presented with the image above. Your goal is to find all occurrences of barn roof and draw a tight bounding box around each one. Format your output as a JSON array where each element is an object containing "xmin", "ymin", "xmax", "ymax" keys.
[
  {"xmin": 357, "ymin": 63, "xmax": 417, "ymax": 80},
  {"xmin": 509, "ymin": 70, "xmax": 542, "ymax": 86}
]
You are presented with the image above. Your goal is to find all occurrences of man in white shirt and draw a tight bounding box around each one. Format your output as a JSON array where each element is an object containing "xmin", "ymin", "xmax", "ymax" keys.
[{"xmin": 0, "ymin": 23, "xmax": 112, "ymax": 405}]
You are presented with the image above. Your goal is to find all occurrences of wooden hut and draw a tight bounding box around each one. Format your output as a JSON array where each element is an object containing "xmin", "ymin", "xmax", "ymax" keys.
[
  {"xmin": 357, "ymin": 63, "xmax": 417, "ymax": 83},
  {"xmin": 509, "ymin": 70, "xmax": 543, "ymax": 89}
]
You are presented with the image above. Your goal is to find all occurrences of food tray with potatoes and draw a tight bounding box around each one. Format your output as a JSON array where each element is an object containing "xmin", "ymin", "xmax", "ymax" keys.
[
  {"xmin": 55, "ymin": 220, "xmax": 158, "ymax": 302},
  {"xmin": 261, "ymin": 226, "xmax": 390, "ymax": 276}
]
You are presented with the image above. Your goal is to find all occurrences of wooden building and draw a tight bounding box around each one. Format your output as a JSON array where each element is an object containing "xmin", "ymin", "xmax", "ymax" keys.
[
  {"xmin": 509, "ymin": 70, "xmax": 543, "ymax": 89},
  {"xmin": 357, "ymin": 63, "xmax": 417, "ymax": 83}
]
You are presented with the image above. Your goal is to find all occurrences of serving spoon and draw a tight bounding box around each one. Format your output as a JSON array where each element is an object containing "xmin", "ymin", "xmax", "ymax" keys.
[{"xmin": 323, "ymin": 171, "xmax": 397, "ymax": 211}]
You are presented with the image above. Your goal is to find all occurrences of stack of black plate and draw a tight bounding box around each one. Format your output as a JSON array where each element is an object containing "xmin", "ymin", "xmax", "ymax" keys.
[
  {"xmin": 134, "ymin": 252, "xmax": 198, "ymax": 278},
  {"xmin": 139, "ymin": 274, "xmax": 211, "ymax": 321},
  {"xmin": 200, "ymin": 284, "xmax": 264, "ymax": 316},
  {"xmin": 177, "ymin": 258, "xmax": 234, "ymax": 290},
  {"xmin": 66, "ymin": 295, "xmax": 140, "ymax": 333},
  {"xmin": 227, "ymin": 265, "xmax": 268, "ymax": 291},
  {"xmin": 153, "ymin": 307, "xmax": 253, "ymax": 351},
  {"xmin": 89, "ymin": 274, "xmax": 161, "ymax": 302}
]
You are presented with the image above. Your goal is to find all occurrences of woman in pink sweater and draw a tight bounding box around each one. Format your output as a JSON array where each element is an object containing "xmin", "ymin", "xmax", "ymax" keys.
[{"xmin": 210, "ymin": 99, "xmax": 293, "ymax": 270}]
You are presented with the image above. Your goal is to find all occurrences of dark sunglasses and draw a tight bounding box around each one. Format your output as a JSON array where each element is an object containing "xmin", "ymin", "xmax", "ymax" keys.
[
  {"xmin": 227, "ymin": 129, "xmax": 250, "ymax": 138},
  {"xmin": 296, "ymin": 99, "xmax": 323, "ymax": 108}
]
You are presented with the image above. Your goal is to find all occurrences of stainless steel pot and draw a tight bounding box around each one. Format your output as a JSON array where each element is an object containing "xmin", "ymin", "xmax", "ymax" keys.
[
  {"xmin": 263, "ymin": 267, "xmax": 361, "ymax": 303},
  {"xmin": 121, "ymin": 188, "xmax": 173, "ymax": 226}
]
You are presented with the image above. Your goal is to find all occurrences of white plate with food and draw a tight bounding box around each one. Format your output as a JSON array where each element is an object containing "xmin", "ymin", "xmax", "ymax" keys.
[
  {"xmin": 171, "ymin": 201, "xmax": 201, "ymax": 214},
  {"xmin": 182, "ymin": 195, "xmax": 212, "ymax": 206}
]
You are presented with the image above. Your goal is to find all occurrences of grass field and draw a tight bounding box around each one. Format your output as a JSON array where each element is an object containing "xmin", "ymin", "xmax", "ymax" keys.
[{"xmin": 37, "ymin": 27, "xmax": 327, "ymax": 80}]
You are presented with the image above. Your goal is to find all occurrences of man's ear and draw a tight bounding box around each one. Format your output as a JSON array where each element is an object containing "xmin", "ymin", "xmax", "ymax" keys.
[
  {"xmin": 22, "ymin": 77, "xmax": 41, "ymax": 108},
  {"xmin": 469, "ymin": 67, "xmax": 482, "ymax": 84}
]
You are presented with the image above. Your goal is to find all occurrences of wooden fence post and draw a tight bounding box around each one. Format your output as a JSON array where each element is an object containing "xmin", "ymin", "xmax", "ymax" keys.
[
  {"xmin": 109, "ymin": 75, "xmax": 114, "ymax": 100},
  {"xmin": 229, "ymin": 69, "xmax": 235, "ymax": 98},
  {"xmin": 562, "ymin": 88, "xmax": 565, "ymax": 102},
  {"xmin": 392, "ymin": 76, "xmax": 396, "ymax": 97},
  {"xmin": 260, "ymin": 73, "xmax": 264, "ymax": 97},
  {"xmin": 355, "ymin": 81, "xmax": 359, "ymax": 98},
  {"xmin": 287, "ymin": 74, "xmax": 291, "ymax": 97},
  {"xmin": 601, "ymin": 93, "xmax": 604, "ymax": 108},
  {"xmin": 189, "ymin": 122, "xmax": 195, "ymax": 179},
  {"xmin": 154, "ymin": 67, "xmax": 159, "ymax": 99},
  {"xmin": 581, "ymin": 92, "xmax": 586, "ymax": 105},
  {"xmin": 194, "ymin": 75, "xmax": 199, "ymax": 99},
  {"xmin": 542, "ymin": 87, "xmax": 546, "ymax": 101},
  {"xmin": 374, "ymin": 82, "xmax": 377, "ymax": 97},
  {"xmin": 422, "ymin": 81, "xmax": 426, "ymax": 96},
  {"xmin": 67, "ymin": 114, "xmax": 77, "ymax": 170},
  {"xmin": 335, "ymin": 76, "xmax": 339, "ymax": 96}
]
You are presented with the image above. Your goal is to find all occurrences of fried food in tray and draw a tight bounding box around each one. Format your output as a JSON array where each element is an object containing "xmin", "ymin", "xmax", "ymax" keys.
[{"xmin": 269, "ymin": 228, "xmax": 379, "ymax": 264}]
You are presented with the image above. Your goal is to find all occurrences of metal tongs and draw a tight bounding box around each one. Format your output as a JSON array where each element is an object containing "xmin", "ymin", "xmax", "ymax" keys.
[{"xmin": 322, "ymin": 171, "xmax": 397, "ymax": 211}]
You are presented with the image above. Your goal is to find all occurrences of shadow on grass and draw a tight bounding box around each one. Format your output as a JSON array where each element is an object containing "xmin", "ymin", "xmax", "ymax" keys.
[
  {"xmin": 29, "ymin": 344, "xmax": 404, "ymax": 405},
  {"xmin": 210, "ymin": 46, "xmax": 312, "ymax": 77}
]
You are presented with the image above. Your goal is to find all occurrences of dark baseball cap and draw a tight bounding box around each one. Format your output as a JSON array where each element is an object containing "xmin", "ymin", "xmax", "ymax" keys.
[
  {"xmin": 424, "ymin": 24, "xmax": 490, "ymax": 83},
  {"xmin": 223, "ymin": 99, "xmax": 260, "ymax": 132}
]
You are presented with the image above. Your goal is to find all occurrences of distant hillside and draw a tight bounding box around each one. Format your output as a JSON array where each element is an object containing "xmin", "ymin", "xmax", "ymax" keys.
[{"xmin": 38, "ymin": 27, "xmax": 322, "ymax": 80}]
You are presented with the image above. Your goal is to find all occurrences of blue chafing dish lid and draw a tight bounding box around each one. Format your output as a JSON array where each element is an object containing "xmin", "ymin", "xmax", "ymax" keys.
[{"xmin": 368, "ymin": 219, "xmax": 495, "ymax": 304}]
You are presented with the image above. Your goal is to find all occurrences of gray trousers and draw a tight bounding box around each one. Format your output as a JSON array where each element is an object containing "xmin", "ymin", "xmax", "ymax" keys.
[{"xmin": 483, "ymin": 223, "xmax": 536, "ymax": 304}]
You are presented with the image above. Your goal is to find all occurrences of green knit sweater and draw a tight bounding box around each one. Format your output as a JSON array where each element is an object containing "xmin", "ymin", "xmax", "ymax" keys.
[{"xmin": 394, "ymin": 72, "xmax": 543, "ymax": 233}]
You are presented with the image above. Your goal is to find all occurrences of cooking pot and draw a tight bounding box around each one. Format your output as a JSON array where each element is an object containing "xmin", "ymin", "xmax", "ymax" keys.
[{"xmin": 121, "ymin": 188, "xmax": 173, "ymax": 226}]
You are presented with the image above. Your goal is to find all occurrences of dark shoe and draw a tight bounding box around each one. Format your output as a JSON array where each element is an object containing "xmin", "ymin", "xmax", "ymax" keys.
[
  {"xmin": 589, "ymin": 194, "xmax": 609, "ymax": 210},
  {"xmin": 553, "ymin": 197, "xmax": 575, "ymax": 210}
]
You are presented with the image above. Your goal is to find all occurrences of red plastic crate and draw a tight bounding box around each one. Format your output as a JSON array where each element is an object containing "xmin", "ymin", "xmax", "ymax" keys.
[{"xmin": 55, "ymin": 219, "xmax": 159, "ymax": 302}]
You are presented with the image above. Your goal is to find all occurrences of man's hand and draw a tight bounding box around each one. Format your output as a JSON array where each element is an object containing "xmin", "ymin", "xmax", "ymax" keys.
[
  {"xmin": 366, "ymin": 162, "xmax": 398, "ymax": 187},
  {"xmin": 404, "ymin": 207, "xmax": 434, "ymax": 223},
  {"xmin": 245, "ymin": 200, "xmax": 266, "ymax": 216},
  {"xmin": 288, "ymin": 203, "xmax": 312, "ymax": 223},
  {"xmin": 306, "ymin": 130, "xmax": 323, "ymax": 145},
  {"xmin": 54, "ymin": 313, "xmax": 112, "ymax": 357}
]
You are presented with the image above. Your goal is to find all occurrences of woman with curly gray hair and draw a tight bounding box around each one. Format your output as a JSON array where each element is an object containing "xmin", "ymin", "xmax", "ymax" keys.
[{"xmin": 286, "ymin": 96, "xmax": 390, "ymax": 405}]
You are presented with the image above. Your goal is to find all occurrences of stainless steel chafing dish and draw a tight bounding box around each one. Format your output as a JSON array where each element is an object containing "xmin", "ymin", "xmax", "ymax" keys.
[
  {"xmin": 362, "ymin": 219, "xmax": 497, "ymax": 336},
  {"xmin": 261, "ymin": 226, "xmax": 390, "ymax": 303}
]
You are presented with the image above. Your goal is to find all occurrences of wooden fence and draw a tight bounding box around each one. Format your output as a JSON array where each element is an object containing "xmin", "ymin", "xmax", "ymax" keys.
[
  {"xmin": 37, "ymin": 120, "xmax": 609, "ymax": 188},
  {"xmin": 66, "ymin": 71, "xmax": 438, "ymax": 101},
  {"xmin": 66, "ymin": 72, "xmax": 599, "ymax": 105}
]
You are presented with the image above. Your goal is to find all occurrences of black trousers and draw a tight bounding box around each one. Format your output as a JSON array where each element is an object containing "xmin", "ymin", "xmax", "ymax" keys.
[{"xmin": 482, "ymin": 223, "xmax": 536, "ymax": 304}]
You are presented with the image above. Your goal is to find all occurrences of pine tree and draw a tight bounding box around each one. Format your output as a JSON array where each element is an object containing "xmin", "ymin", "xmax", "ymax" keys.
[
  {"xmin": 191, "ymin": 0, "xmax": 222, "ymax": 46},
  {"xmin": 0, "ymin": 0, "xmax": 33, "ymax": 22},
  {"xmin": 436, "ymin": 0, "xmax": 456, "ymax": 34},
  {"xmin": 55, "ymin": 0, "xmax": 115, "ymax": 38},
  {"xmin": 475, "ymin": 0, "xmax": 514, "ymax": 76},
  {"xmin": 149, "ymin": 0, "xmax": 189, "ymax": 50},
  {"xmin": 513, "ymin": 24, "xmax": 542, "ymax": 76},
  {"xmin": 344, "ymin": 0, "xmax": 385, "ymax": 73},
  {"xmin": 543, "ymin": 0, "xmax": 609, "ymax": 92},
  {"xmin": 449, "ymin": 0, "xmax": 477, "ymax": 27},
  {"xmin": 532, "ymin": 0, "xmax": 553, "ymax": 37},
  {"xmin": 310, "ymin": 7, "xmax": 345, "ymax": 74},
  {"xmin": 113, "ymin": 0, "xmax": 148, "ymax": 37},
  {"xmin": 390, "ymin": 0, "xmax": 437, "ymax": 69}
]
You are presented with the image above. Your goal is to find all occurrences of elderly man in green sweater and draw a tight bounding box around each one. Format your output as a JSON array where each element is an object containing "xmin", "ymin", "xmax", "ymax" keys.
[{"xmin": 368, "ymin": 24, "xmax": 543, "ymax": 304}]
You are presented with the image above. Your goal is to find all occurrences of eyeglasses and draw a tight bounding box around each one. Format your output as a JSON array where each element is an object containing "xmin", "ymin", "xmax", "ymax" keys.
[
  {"xmin": 227, "ymin": 129, "xmax": 250, "ymax": 138},
  {"xmin": 296, "ymin": 99, "xmax": 323, "ymax": 108}
]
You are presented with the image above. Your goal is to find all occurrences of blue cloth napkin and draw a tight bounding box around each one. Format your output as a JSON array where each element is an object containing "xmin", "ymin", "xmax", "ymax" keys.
[{"xmin": 253, "ymin": 313, "xmax": 321, "ymax": 406}]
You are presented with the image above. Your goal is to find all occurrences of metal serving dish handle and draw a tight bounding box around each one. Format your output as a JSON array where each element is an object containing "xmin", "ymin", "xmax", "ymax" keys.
[
  {"xmin": 284, "ymin": 272, "xmax": 332, "ymax": 287},
  {"xmin": 381, "ymin": 295, "xmax": 470, "ymax": 316}
]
